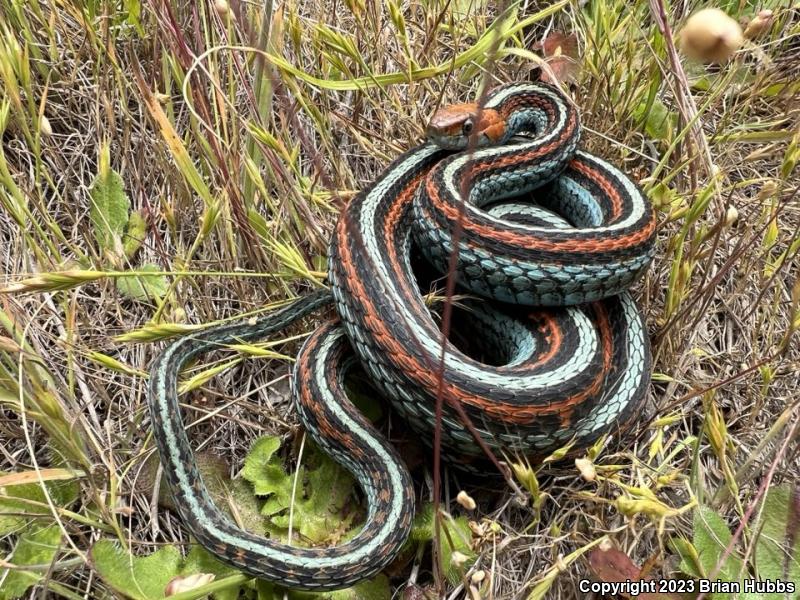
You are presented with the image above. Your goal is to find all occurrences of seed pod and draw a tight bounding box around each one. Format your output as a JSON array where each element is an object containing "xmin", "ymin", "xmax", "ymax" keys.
[
  {"xmin": 744, "ymin": 9, "xmax": 774, "ymax": 40},
  {"xmin": 679, "ymin": 8, "xmax": 743, "ymax": 63},
  {"xmin": 457, "ymin": 490, "xmax": 477, "ymax": 511}
]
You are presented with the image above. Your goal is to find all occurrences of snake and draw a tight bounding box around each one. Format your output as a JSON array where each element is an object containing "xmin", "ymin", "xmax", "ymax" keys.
[{"xmin": 147, "ymin": 81, "xmax": 656, "ymax": 590}]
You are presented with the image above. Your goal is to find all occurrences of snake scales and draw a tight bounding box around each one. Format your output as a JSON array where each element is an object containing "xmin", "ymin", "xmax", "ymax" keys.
[{"xmin": 148, "ymin": 81, "xmax": 656, "ymax": 590}]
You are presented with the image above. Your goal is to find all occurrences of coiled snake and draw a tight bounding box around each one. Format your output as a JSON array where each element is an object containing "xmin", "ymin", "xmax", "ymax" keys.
[{"xmin": 148, "ymin": 81, "xmax": 656, "ymax": 590}]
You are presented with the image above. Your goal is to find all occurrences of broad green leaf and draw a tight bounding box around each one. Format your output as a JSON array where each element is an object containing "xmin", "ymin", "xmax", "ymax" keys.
[
  {"xmin": 242, "ymin": 436, "xmax": 356, "ymax": 544},
  {"xmin": 228, "ymin": 477, "xmax": 270, "ymax": 535},
  {"xmin": 141, "ymin": 449, "xmax": 264, "ymax": 538},
  {"xmin": 90, "ymin": 540, "xmax": 183, "ymax": 600},
  {"xmin": 0, "ymin": 474, "xmax": 80, "ymax": 535},
  {"xmin": 0, "ymin": 525, "xmax": 62, "ymax": 600},
  {"xmin": 91, "ymin": 513, "xmax": 243, "ymax": 599},
  {"xmin": 754, "ymin": 484, "xmax": 800, "ymax": 593},
  {"xmin": 242, "ymin": 436, "xmax": 283, "ymax": 482},
  {"xmin": 633, "ymin": 98, "xmax": 676, "ymax": 142},
  {"xmin": 327, "ymin": 575, "xmax": 391, "ymax": 600},
  {"xmin": 116, "ymin": 264, "xmax": 170, "ymax": 301},
  {"xmin": 692, "ymin": 505, "xmax": 744, "ymax": 599},
  {"xmin": 242, "ymin": 436, "xmax": 297, "ymax": 513},
  {"xmin": 91, "ymin": 542, "xmax": 241, "ymax": 600},
  {"xmin": 646, "ymin": 181, "xmax": 681, "ymax": 212},
  {"xmin": 89, "ymin": 144, "xmax": 130, "ymax": 256},
  {"xmin": 179, "ymin": 546, "xmax": 240, "ymax": 600}
]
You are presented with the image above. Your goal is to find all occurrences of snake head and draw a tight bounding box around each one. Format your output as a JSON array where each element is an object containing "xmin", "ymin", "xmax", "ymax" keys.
[{"xmin": 425, "ymin": 103, "xmax": 505, "ymax": 150}]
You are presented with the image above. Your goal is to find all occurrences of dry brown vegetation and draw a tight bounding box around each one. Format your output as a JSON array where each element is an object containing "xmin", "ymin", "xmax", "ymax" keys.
[{"xmin": 0, "ymin": 0, "xmax": 798, "ymax": 598}]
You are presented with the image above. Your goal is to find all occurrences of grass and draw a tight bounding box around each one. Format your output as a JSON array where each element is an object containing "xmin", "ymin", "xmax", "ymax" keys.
[{"xmin": 0, "ymin": 0, "xmax": 798, "ymax": 598}]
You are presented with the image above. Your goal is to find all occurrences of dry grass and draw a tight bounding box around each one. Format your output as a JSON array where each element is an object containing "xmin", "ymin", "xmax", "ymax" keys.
[{"xmin": 0, "ymin": 0, "xmax": 798, "ymax": 598}]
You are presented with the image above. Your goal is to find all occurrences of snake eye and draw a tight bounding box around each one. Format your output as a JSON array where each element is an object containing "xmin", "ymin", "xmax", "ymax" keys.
[{"xmin": 462, "ymin": 119, "xmax": 474, "ymax": 135}]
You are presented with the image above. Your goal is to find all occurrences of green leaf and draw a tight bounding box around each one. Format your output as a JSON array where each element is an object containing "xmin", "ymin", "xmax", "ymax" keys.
[
  {"xmin": 179, "ymin": 546, "xmax": 240, "ymax": 600},
  {"xmin": 242, "ymin": 436, "xmax": 283, "ymax": 483},
  {"xmin": 409, "ymin": 503, "xmax": 476, "ymax": 584},
  {"xmin": 228, "ymin": 477, "xmax": 269, "ymax": 534},
  {"xmin": 450, "ymin": 0, "xmax": 488, "ymax": 17},
  {"xmin": 692, "ymin": 505, "xmax": 744, "ymax": 599},
  {"xmin": 633, "ymin": 98, "xmax": 676, "ymax": 142},
  {"xmin": 123, "ymin": 0, "xmax": 144, "ymax": 35},
  {"xmin": 328, "ymin": 575, "xmax": 391, "ymax": 600},
  {"xmin": 123, "ymin": 209, "xmax": 148, "ymax": 259},
  {"xmin": 141, "ymin": 448, "xmax": 264, "ymax": 540},
  {"xmin": 409, "ymin": 501, "xmax": 435, "ymax": 543},
  {"xmin": 242, "ymin": 436, "xmax": 356, "ymax": 545},
  {"xmin": 89, "ymin": 144, "xmax": 131, "ymax": 256},
  {"xmin": 91, "ymin": 539, "xmax": 242, "ymax": 600},
  {"xmin": 754, "ymin": 484, "xmax": 800, "ymax": 592},
  {"xmin": 116, "ymin": 264, "xmax": 170, "ymax": 301},
  {"xmin": 0, "ymin": 525, "xmax": 62, "ymax": 600},
  {"xmin": 0, "ymin": 474, "xmax": 80, "ymax": 535},
  {"xmin": 91, "ymin": 540, "xmax": 183, "ymax": 600},
  {"xmin": 92, "ymin": 435, "xmax": 382, "ymax": 599},
  {"xmin": 247, "ymin": 208, "xmax": 272, "ymax": 240},
  {"xmin": 672, "ymin": 536, "xmax": 703, "ymax": 578},
  {"xmin": 646, "ymin": 181, "xmax": 680, "ymax": 212}
]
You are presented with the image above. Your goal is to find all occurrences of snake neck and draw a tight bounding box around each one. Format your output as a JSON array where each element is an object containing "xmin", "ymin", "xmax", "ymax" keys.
[{"xmin": 435, "ymin": 83, "xmax": 581, "ymax": 207}]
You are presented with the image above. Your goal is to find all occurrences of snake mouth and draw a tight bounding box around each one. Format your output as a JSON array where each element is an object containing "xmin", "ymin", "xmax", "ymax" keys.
[{"xmin": 427, "ymin": 132, "xmax": 467, "ymax": 150}]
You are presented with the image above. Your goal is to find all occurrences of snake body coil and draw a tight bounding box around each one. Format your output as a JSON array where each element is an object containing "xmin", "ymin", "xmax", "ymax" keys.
[{"xmin": 148, "ymin": 82, "xmax": 656, "ymax": 590}]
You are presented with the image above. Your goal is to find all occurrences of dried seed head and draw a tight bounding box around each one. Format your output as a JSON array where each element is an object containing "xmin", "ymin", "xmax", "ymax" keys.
[
  {"xmin": 574, "ymin": 457, "xmax": 596, "ymax": 481},
  {"xmin": 457, "ymin": 490, "xmax": 477, "ymax": 511},
  {"xmin": 744, "ymin": 9, "xmax": 774, "ymax": 40},
  {"xmin": 468, "ymin": 520, "xmax": 485, "ymax": 537},
  {"xmin": 471, "ymin": 570, "xmax": 486, "ymax": 584},
  {"xmin": 555, "ymin": 553, "xmax": 567, "ymax": 572},
  {"xmin": 724, "ymin": 206, "xmax": 739, "ymax": 227},
  {"xmin": 214, "ymin": 0, "xmax": 231, "ymax": 18},
  {"xmin": 40, "ymin": 115, "xmax": 52, "ymax": 137},
  {"xmin": 679, "ymin": 8, "xmax": 743, "ymax": 63}
]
